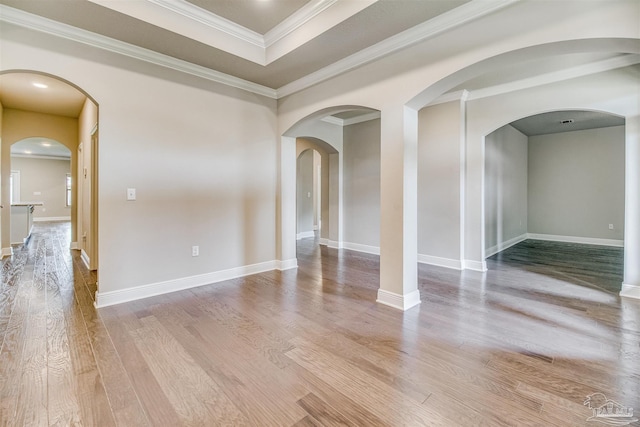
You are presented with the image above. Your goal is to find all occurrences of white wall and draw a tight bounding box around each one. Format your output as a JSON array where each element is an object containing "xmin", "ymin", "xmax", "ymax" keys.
[
  {"xmin": 418, "ymin": 101, "xmax": 463, "ymax": 265},
  {"xmin": 0, "ymin": 22, "xmax": 279, "ymax": 304},
  {"xmin": 296, "ymin": 149, "xmax": 314, "ymax": 236},
  {"xmin": 343, "ymin": 119, "xmax": 381, "ymax": 248},
  {"xmin": 528, "ymin": 125, "xmax": 625, "ymax": 241},
  {"xmin": 484, "ymin": 124, "xmax": 528, "ymax": 256},
  {"xmin": 11, "ymin": 156, "xmax": 71, "ymax": 219}
]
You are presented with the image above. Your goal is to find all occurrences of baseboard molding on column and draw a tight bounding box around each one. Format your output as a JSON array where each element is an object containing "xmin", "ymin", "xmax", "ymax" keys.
[
  {"xmin": 1, "ymin": 247, "xmax": 13, "ymax": 258},
  {"xmin": 485, "ymin": 233, "xmax": 528, "ymax": 258},
  {"xmin": 620, "ymin": 283, "xmax": 640, "ymax": 299},
  {"xmin": 376, "ymin": 289, "xmax": 421, "ymax": 311},
  {"xmin": 463, "ymin": 260, "xmax": 487, "ymax": 272},
  {"xmin": 296, "ymin": 231, "xmax": 315, "ymax": 240},
  {"xmin": 342, "ymin": 242, "xmax": 380, "ymax": 255},
  {"xmin": 70, "ymin": 241, "xmax": 79, "ymax": 250},
  {"xmin": 527, "ymin": 233, "xmax": 623, "ymax": 247},
  {"xmin": 276, "ymin": 258, "xmax": 298, "ymax": 270},
  {"xmin": 81, "ymin": 249, "xmax": 91, "ymax": 270},
  {"xmin": 417, "ymin": 254, "xmax": 463, "ymax": 270},
  {"xmin": 319, "ymin": 238, "xmax": 329, "ymax": 246},
  {"xmin": 328, "ymin": 240, "xmax": 343, "ymax": 249}
]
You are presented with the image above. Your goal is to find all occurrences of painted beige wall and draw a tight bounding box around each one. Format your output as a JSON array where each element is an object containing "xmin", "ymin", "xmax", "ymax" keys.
[
  {"xmin": 10, "ymin": 156, "xmax": 71, "ymax": 219},
  {"xmin": 418, "ymin": 101, "xmax": 463, "ymax": 263},
  {"xmin": 484, "ymin": 124, "xmax": 528, "ymax": 254},
  {"xmin": 296, "ymin": 149, "xmax": 314, "ymax": 234},
  {"xmin": 0, "ymin": 109, "xmax": 78, "ymax": 251},
  {"xmin": 343, "ymin": 119, "xmax": 380, "ymax": 247},
  {"xmin": 528, "ymin": 125, "xmax": 625, "ymax": 240},
  {"xmin": 78, "ymin": 98, "xmax": 98, "ymax": 268}
]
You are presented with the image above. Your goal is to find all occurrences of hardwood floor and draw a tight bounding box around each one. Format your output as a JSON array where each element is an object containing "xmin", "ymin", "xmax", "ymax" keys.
[{"xmin": 1, "ymin": 223, "xmax": 638, "ymax": 426}]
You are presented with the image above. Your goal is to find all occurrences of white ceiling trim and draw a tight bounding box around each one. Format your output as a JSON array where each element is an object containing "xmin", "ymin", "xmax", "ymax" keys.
[
  {"xmin": 88, "ymin": 0, "xmax": 372, "ymax": 66},
  {"xmin": 12, "ymin": 154, "xmax": 71, "ymax": 160},
  {"xmin": 0, "ymin": 5, "xmax": 278, "ymax": 99},
  {"xmin": 322, "ymin": 111, "xmax": 381, "ymax": 126},
  {"xmin": 465, "ymin": 54, "xmax": 640, "ymax": 101},
  {"xmin": 276, "ymin": 0, "xmax": 520, "ymax": 98}
]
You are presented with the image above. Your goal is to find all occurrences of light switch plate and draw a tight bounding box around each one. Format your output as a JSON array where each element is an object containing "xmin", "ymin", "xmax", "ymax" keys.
[{"xmin": 127, "ymin": 188, "xmax": 136, "ymax": 201}]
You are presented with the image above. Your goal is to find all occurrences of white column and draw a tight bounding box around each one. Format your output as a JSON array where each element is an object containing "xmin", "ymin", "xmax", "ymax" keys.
[
  {"xmin": 621, "ymin": 115, "xmax": 640, "ymax": 299},
  {"xmin": 377, "ymin": 105, "xmax": 420, "ymax": 310},
  {"xmin": 328, "ymin": 152, "xmax": 343, "ymax": 248},
  {"xmin": 277, "ymin": 136, "xmax": 298, "ymax": 270}
]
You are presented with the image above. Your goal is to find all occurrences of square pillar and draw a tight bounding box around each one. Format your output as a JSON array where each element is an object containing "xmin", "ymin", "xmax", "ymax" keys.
[{"xmin": 621, "ymin": 114, "xmax": 640, "ymax": 299}]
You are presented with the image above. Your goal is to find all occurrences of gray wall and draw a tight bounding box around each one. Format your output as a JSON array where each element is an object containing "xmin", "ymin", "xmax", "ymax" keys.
[
  {"xmin": 11, "ymin": 156, "xmax": 71, "ymax": 219},
  {"xmin": 296, "ymin": 149, "xmax": 315, "ymax": 235},
  {"xmin": 418, "ymin": 101, "xmax": 463, "ymax": 261},
  {"xmin": 343, "ymin": 119, "xmax": 380, "ymax": 247},
  {"xmin": 528, "ymin": 125, "xmax": 625, "ymax": 240},
  {"xmin": 484, "ymin": 124, "xmax": 528, "ymax": 255}
]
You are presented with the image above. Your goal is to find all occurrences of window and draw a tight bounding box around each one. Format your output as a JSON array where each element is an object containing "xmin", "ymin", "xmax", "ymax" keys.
[{"xmin": 66, "ymin": 173, "xmax": 72, "ymax": 206}]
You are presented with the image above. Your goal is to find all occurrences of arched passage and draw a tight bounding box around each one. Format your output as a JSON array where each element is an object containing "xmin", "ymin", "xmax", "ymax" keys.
[
  {"xmin": 0, "ymin": 70, "xmax": 100, "ymax": 282},
  {"xmin": 409, "ymin": 40, "xmax": 639, "ymax": 300}
]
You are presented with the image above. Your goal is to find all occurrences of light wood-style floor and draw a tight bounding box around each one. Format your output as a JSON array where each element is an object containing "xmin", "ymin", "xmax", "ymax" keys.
[{"xmin": 1, "ymin": 222, "xmax": 639, "ymax": 426}]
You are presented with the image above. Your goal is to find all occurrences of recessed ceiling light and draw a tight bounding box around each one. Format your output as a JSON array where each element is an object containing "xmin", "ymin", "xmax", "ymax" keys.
[
  {"xmin": 32, "ymin": 82, "xmax": 48, "ymax": 89},
  {"xmin": 24, "ymin": 150, "xmax": 32, "ymax": 154},
  {"xmin": 41, "ymin": 142, "xmax": 51, "ymax": 147}
]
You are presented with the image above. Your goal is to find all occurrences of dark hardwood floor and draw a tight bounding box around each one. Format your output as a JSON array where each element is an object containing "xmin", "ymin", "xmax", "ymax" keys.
[{"xmin": 1, "ymin": 223, "xmax": 638, "ymax": 426}]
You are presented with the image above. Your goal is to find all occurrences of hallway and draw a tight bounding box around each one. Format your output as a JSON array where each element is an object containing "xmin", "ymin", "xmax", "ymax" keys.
[{"xmin": 0, "ymin": 224, "xmax": 638, "ymax": 426}]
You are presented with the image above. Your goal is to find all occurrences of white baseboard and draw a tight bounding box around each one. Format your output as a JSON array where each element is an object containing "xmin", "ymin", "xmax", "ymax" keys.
[
  {"xmin": 70, "ymin": 242, "xmax": 79, "ymax": 250},
  {"xmin": 80, "ymin": 249, "xmax": 90, "ymax": 270},
  {"xmin": 95, "ymin": 260, "xmax": 280, "ymax": 308},
  {"xmin": 485, "ymin": 233, "xmax": 528, "ymax": 258},
  {"xmin": 342, "ymin": 242, "xmax": 380, "ymax": 255},
  {"xmin": 527, "ymin": 233, "xmax": 623, "ymax": 247},
  {"xmin": 34, "ymin": 216, "xmax": 71, "ymax": 222},
  {"xmin": 328, "ymin": 240, "xmax": 342, "ymax": 249},
  {"xmin": 463, "ymin": 260, "xmax": 488, "ymax": 272},
  {"xmin": 1, "ymin": 247, "xmax": 13, "ymax": 258},
  {"xmin": 417, "ymin": 254, "xmax": 463, "ymax": 270},
  {"xmin": 319, "ymin": 238, "xmax": 329, "ymax": 246},
  {"xmin": 376, "ymin": 289, "xmax": 421, "ymax": 311},
  {"xmin": 620, "ymin": 283, "xmax": 640, "ymax": 300},
  {"xmin": 313, "ymin": 225, "xmax": 318, "ymax": 231},
  {"xmin": 296, "ymin": 231, "xmax": 315, "ymax": 240},
  {"xmin": 276, "ymin": 258, "xmax": 298, "ymax": 271}
]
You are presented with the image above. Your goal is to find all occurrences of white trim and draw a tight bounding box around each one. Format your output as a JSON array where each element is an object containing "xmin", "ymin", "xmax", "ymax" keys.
[
  {"xmin": 95, "ymin": 260, "xmax": 280, "ymax": 307},
  {"xmin": 276, "ymin": 0, "xmax": 518, "ymax": 97},
  {"xmin": 0, "ymin": 5, "xmax": 277, "ymax": 99},
  {"xmin": 620, "ymin": 284, "xmax": 640, "ymax": 300},
  {"xmin": 463, "ymin": 260, "xmax": 488, "ymax": 272},
  {"xmin": 11, "ymin": 154, "xmax": 71, "ymax": 160},
  {"xmin": 527, "ymin": 233, "xmax": 624, "ymax": 248},
  {"xmin": 321, "ymin": 116, "xmax": 344, "ymax": 126},
  {"xmin": 70, "ymin": 242, "xmax": 79, "ymax": 250},
  {"xmin": 264, "ymin": 0, "xmax": 338, "ymax": 47},
  {"xmin": 428, "ymin": 89, "xmax": 469, "ymax": 107},
  {"xmin": 342, "ymin": 242, "xmax": 380, "ymax": 255},
  {"xmin": 327, "ymin": 240, "xmax": 342, "ymax": 249},
  {"xmin": 1, "ymin": 247, "xmax": 13, "ymax": 258},
  {"xmin": 417, "ymin": 254, "xmax": 463, "ymax": 270},
  {"xmin": 33, "ymin": 216, "xmax": 71, "ymax": 222},
  {"xmin": 81, "ymin": 249, "xmax": 90, "ymax": 270},
  {"xmin": 485, "ymin": 233, "xmax": 528, "ymax": 258},
  {"xmin": 376, "ymin": 289, "xmax": 421, "ymax": 311},
  {"xmin": 319, "ymin": 238, "xmax": 329, "ymax": 246},
  {"xmin": 296, "ymin": 230, "xmax": 315, "ymax": 240},
  {"xmin": 276, "ymin": 258, "xmax": 298, "ymax": 271}
]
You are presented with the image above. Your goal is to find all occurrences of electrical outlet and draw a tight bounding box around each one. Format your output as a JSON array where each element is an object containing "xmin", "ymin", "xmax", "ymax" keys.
[
  {"xmin": 609, "ymin": 224, "xmax": 614, "ymax": 230},
  {"xmin": 127, "ymin": 188, "xmax": 136, "ymax": 201},
  {"xmin": 192, "ymin": 246, "xmax": 199, "ymax": 257}
]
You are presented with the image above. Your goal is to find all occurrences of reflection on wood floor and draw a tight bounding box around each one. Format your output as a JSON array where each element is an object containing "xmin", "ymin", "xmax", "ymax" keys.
[{"xmin": 0, "ymin": 222, "xmax": 638, "ymax": 426}]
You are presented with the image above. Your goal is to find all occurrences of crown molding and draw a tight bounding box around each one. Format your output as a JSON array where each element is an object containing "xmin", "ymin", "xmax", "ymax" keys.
[
  {"xmin": 464, "ymin": 54, "xmax": 640, "ymax": 102},
  {"xmin": 0, "ymin": 5, "xmax": 277, "ymax": 99},
  {"xmin": 321, "ymin": 111, "xmax": 381, "ymax": 126},
  {"xmin": 276, "ymin": 0, "xmax": 520, "ymax": 98},
  {"xmin": 11, "ymin": 154, "xmax": 71, "ymax": 160},
  {"xmin": 148, "ymin": 0, "xmax": 264, "ymax": 47},
  {"xmin": 321, "ymin": 116, "xmax": 344, "ymax": 126},
  {"xmin": 264, "ymin": 0, "xmax": 338, "ymax": 47}
]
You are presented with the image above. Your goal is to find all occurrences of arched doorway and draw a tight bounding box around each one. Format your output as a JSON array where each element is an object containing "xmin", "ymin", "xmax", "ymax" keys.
[{"xmin": 0, "ymin": 71, "xmax": 99, "ymax": 288}]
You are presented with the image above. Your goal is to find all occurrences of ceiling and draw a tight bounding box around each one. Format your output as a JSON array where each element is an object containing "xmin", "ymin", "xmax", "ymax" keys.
[
  {"xmin": 11, "ymin": 138, "xmax": 71, "ymax": 159},
  {"xmin": 510, "ymin": 110, "xmax": 625, "ymax": 137},
  {"xmin": 0, "ymin": 0, "xmax": 636, "ymax": 135}
]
